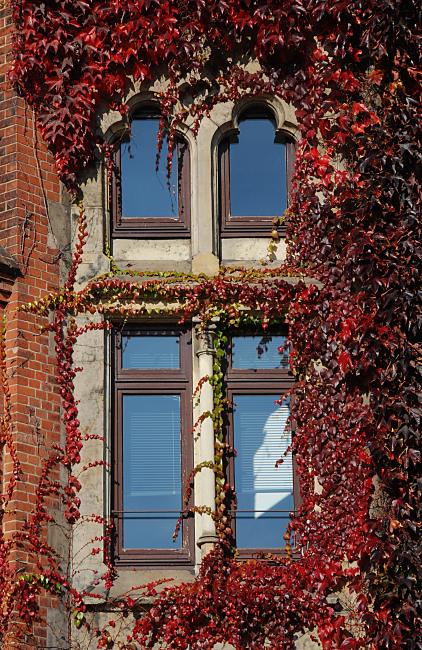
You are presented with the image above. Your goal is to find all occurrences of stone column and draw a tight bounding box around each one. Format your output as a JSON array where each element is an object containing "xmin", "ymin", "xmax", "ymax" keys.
[
  {"xmin": 191, "ymin": 116, "xmax": 219, "ymax": 275},
  {"xmin": 194, "ymin": 318, "xmax": 219, "ymax": 556}
]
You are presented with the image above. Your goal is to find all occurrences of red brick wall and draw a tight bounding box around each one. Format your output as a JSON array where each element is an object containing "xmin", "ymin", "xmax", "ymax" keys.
[{"xmin": 1, "ymin": 6, "xmax": 65, "ymax": 648}]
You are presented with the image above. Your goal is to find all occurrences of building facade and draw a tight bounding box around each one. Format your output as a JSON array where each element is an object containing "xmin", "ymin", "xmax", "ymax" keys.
[
  {"xmin": 1, "ymin": 8, "xmax": 319, "ymax": 647},
  {"xmin": 69, "ymin": 76, "xmax": 314, "ymax": 647}
]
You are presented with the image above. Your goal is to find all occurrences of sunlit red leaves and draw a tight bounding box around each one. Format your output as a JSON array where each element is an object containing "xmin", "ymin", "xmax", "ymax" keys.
[{"xmin": 337, "ymin": 350, "xmax": 353, "ymax": 376}]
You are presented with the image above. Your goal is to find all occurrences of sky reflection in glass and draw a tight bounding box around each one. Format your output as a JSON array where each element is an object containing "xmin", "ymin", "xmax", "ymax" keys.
[
  {"xmin": 234, "ymin": 394, "xmax": 293, "ymax": 548},
  {"xmin": 230, "ymin": 118, "xmax": 287, "ymax": 217},
  {"xmin": 121, "ymin": 118, "xmax": 178, "ymax": 217},
  {"xmin": 232, "ymin": 335, "xmax": 289, "ymax": 369}
]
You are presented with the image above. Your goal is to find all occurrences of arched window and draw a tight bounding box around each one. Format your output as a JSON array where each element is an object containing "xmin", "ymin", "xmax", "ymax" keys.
[
  {"xmin": 111, "ymin": 107, "xmax": 191, "ymax": 238},
  {"xmin": 219, "ymin": 106, "xmax": 295, "ymax": 237}
]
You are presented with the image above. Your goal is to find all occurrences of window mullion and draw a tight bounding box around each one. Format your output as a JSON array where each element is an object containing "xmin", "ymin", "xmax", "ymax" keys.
[{"xmin": 194, "ymin": 320, "xmax": 219, "ymax": 557}]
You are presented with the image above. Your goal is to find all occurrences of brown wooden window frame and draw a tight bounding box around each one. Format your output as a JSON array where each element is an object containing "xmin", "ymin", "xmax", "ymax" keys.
[
  {"xmin": 110, "ymin": 106, "xmax": 191, "ymax": 239},
  {"xmin": 225, "ymin": 331, "xmax": 300, "ymax": 560},
  {"xmin": 112, "ymin": 325, "xmax": 195, "ymax": 567},
  {"xmin": 219, "ymin": 107, "xmax": 296, "ymax": 238}
]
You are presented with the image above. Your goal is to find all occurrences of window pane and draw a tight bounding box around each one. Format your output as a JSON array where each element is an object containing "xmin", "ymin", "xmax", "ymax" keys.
[
  {"xmin": 230, "ymin": 119, "xmax": 287, "ymax": 216},
  {"xmin": 233, "ymin": 394, "xmax": 293, "ymax": 548},
  {"xmin": 121, "ymin": 334, "xmax": 180, "ymax": 369},
  {"xmin": 123, "ymin": 395, "xmax": 182, "ymax": 549},
  {"xmin": 232, "ymin": 335, "xmax": 289, "ymax": 369},
  {"xmin": 121, "ymin": 118, "xmax": 178, "ymax": 217}
]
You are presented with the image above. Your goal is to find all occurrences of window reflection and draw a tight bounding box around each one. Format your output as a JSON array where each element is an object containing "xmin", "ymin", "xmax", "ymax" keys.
[
  {"xmin": 234, "ymin": 394, "xmax": 293, "ymax": 548},
  {"xmin": 232, "ymin": 335, "xmax": 289, "ymax": 369},
  {"xmin": 230, "ymin": 118, "xmax": 287, "ymax": 217},
  {"xmin": 121, "ymin": 117, "xmax": 178, "ymax": 217}
]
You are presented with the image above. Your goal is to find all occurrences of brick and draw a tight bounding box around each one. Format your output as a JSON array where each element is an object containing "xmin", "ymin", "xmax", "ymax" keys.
[{"xmin": 1, "ymin": 12, "xmax": 63, "ymax": 648}]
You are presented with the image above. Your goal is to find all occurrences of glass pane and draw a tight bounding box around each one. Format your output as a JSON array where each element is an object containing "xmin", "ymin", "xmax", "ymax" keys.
[
  {"xmin": 232, "ymin": 335, "xmax": 289, "ymax": 369},
  {"xmin": 123, "ymin": 394, "xmax": 182, "ymax": 549},
  {"xmin": 121, "ymin": 334, "xmax": 180, "ymax": 369},
  {"xmin": 121, "ymin": 118, "xmax": 178, "ymax": 217},
  {"xmin": 234, "ymin": 394, "xmax": 293, "ymax": 548},
  {"xmin": 230, "ymin": 118, "xmax": 287, "ymax": 216}
]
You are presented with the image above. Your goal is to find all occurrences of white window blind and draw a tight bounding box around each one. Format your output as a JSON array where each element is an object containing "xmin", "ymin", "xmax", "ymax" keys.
[
  {"xmin": 123, "ymin": 394, "xmax": 181, "ymax": 499},
  {"xmin": 234, "ymin": 396, "xmax": 292, "ymax": 494},
  {"xmin": 121, "ymin": 335, "xmax": 180, "ymax": 369}
]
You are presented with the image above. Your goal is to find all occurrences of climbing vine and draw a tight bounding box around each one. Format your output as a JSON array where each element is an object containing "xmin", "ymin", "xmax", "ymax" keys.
[{"xmin": 1, "ymin": 0, "xmax": 420, "ymax": 648}]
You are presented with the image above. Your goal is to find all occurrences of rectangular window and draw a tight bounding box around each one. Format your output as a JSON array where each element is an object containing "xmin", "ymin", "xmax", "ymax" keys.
[
  {"xmin": 226, "ymin": 333, "xmax": 298, "ymax": 557},
  {"xmin": 113, "ymin": 326, "xmax": 194, "ymax": 566}
]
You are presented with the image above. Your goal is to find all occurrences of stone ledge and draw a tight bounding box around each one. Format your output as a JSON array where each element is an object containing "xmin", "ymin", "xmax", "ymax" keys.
[
  {"xmin": 0, "ymin": 246, "xmax": 20, "ymax": 306},
  {"xmin": 0, "ymin": 245, "xmax": 20, "ymax": 275}
]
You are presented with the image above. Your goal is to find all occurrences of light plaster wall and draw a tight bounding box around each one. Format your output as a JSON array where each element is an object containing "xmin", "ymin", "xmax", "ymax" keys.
[
  {"xmin": 113, "ymin": 238, "xmax": 192, "ymax": 273},
  {"xmin": 71, "ymin": 319, "xmax": 110, "ymax": 596},
  {"xmin": 296, "ymin": 633, "xmax": 321, "ymax": 649},
  {"xmin": 47, "ymin": 604, "xmax": 68, "ymax": 650},
  {"xmin": 222, "ymin": 236, "xmax": 287, "ymax": 265}
]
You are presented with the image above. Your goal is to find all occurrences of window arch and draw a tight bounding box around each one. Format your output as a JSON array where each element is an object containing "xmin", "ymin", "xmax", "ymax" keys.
[
  {"xmin": 111, "ymin": 105, "xmax": 191, "ymax": 239},
  {"xmin": 219, "ymin": 105, "xmax": 295, "ymax": 237}
]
